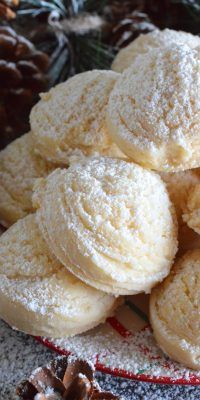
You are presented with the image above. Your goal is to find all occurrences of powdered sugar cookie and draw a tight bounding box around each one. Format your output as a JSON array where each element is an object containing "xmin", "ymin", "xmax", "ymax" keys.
[
  {"xmin": 0, "ymin": 214, "xmax": 118, "ymax": 338},
  {"xmin": 160, "ymin": 170, "xmax": 200, "ymax": 254},
  {"xmin": 183, "ymin": 183, "xmax": 200, "ymax": 234},
  {"xmin": 107, "ymin": 44, "xmax": 200, "ymax": 172},
  {"xmin": 112, "ymin": 29, "xmax": 200, "ymax": 73},
  {"xmin": 33, "ymin": 157, "xmax": 178, "ymax": 295},
  {"xmin": 160, "ymin": 170, "xmax": 200, "ymax": 223},
  {"xmin": 0, "ymin": 133, "xmax": 55, "ymax": 228},
  {"xmin": 30, "ymin": 70, "xmax": 124, "ymax": 165},
  {"xmin": 150, "ymin": 250, "xmax": 200, "ymax": 370}
]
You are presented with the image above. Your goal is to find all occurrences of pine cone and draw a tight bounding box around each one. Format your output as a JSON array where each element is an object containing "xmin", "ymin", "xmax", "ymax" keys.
[
  {"xmin": 16, "ymin": 356, "xmax": 119, "ymax": 400},
  {"xmin": 103, "ymin": 0, "xmax": 156, "ymax": 48},
  {"xmin": 0, "ymin": 0, "xmax": 19, "ymax": 20},
  {"xmin": 0, "ymin": 25, "xmax": 49, "ymax": 149}
]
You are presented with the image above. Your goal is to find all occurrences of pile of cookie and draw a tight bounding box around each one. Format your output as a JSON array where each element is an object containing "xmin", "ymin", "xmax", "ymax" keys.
[{"xmin": 0, "ymin": 29, "xmax": 200, "ymax": 371}]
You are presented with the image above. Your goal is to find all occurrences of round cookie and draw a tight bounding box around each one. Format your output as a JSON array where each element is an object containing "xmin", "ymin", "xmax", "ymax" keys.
[
  {"xmin": 183, "ymin": 183, "xmax": 200, "ymax": 234},
  {"xmin": 33, "ymin": 157, "xmax": 178, "ymax": 295},
  {"xmin": 0, "ymin": 132, "xmax": 55, "ymax": 228},
  {"xmin": 160, "ymin": 170, "xmax": 200, "ymax": 223},
  {"xmin": 0, "ymin": 214, "xmax": 118, "ymax": 338},
  {"xmin": 160, "ymin": 170, "xmax": 200, "ymax": 255},
  {"xmin": 30, "ymin": 70, "xmax": 124, "ymax": 165},
  {"xmin": 150, "ymin": 250, "xmax": 200, "ymax": 370},
  {"xmin": 112, "ymin": 29, "xmax": 200, "ymax": 73},
  {"xmin": 107, "ymin": 43, "xmax": 200, "ymax": 172}
]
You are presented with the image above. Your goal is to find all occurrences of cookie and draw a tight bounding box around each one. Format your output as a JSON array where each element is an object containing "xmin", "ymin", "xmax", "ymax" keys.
[
  {"xmin": 107, "ymin": 44, "xmax": 200, "ymax": 172},
  {"xmin": 30, "ymin": 70, "xmax": 124, "ymax": 165},
  {"xmin": 160, "ymin": 170, "xmax": 200, "ymax": 223},
  {"xmin": 33, "ymin": 157, "xmax": 178, "ymax": 295},
  {"xmin": 160, "ymin": 171, "xmax": 200, "ymax": 255},
  {"xmin": 183, "ymin": 183, "xmax": 200, "ymax": 234},
  {"xmin": 150, "ymin": 250, "xmax": 200, "ymax": 370},
  {"xmin": 0, "ymin": 132, "xmax": 54, "ymax": 227},
  {"xmin": 0, "ymin": 214, "xmax": 118, "ymax": 338},
  {"xmin": 112, "ymin": 28, "xmax": 200, "ymax": 72}
]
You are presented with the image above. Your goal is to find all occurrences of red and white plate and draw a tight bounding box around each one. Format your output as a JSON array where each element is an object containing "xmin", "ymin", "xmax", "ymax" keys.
[{"xmin": 37, "ymin": 294, "xmax": 200, "ymax": 385}]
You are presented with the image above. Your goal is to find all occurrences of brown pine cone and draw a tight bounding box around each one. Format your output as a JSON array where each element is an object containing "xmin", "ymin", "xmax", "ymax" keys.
[
  {"xmin": 0, "ymin": 25, "xmax": 49, "ymax": 149},
  {"xmin": 0, "ymin": 0, "xmax": 19, "ymax": 20},
  {"xmin": 16, "ymin": 356, "xmax": 119, "ymax": 400},
  {"xmin": 103, "ymin": 0, "xmax": 156, "ymax": 48}
]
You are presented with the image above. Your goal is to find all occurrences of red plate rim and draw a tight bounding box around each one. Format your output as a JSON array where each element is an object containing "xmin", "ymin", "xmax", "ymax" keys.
[{"xmin": 35, "ymin": 336, "xmax": 200, "ymax": 386}]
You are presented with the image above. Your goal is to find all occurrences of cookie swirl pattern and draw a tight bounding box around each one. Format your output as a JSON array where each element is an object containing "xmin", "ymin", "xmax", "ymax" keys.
[
  {"xmin": 33, "ymin": 158, "xmax": 178, "ymax": 295},
  {"xmin": 0, "ymin": 214, "xmax": 118, "ymax": 338}
]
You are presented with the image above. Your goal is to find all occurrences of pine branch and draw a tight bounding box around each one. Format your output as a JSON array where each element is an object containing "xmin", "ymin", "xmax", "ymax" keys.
[
  {"xmin": 17, "ymin": 0, "xmax": 67, "ymax": 17},
  {"xmin": 73, "ymin": 34, "xmax": 115, "ymax": 72},
  {"xmin": 17, "ymin": 0, "xmax": 92, "ymax": 17}
]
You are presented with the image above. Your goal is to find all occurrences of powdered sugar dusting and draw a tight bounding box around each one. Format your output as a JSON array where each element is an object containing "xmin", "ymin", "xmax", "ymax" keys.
[
  {"xmin": 34, "ymin": 158, "xmax": 177, "ymax": 295},
  {"xmin": 0, "ymin": 214, "xmax": 117, "ymax": 338},
  {"xmin": 112, "ymin": 28, "xmax": 200, "ymax": 73},
  {"xmin": 108, "ymin": 43, "xmax": 200, "ymax": 171},
  {"xmin": 34, "ymin": 387, "xmax": 62, "ymax": 400},
  {"xmin": 30, "ymin": 70, "xmax": 122, "ymax": 165},
  {"xmin": 48, "ymin": 320, "xmax": 200, "ymax": 383},
  {"xmin": 1, "ymin": 318, "xmax": 200, "ymax": 399},
  {"xmin": 110, "ymin": 43, "xmax": 200, "ymax": 144}
]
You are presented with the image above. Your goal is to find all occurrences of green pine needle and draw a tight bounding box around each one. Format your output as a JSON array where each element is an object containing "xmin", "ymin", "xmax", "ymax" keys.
[{"xmin": 17, "ymin": 0, "xmax": 115, "ymax": 82}]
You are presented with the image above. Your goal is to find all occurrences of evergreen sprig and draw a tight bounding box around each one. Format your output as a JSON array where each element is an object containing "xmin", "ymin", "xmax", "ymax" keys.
[
  {"xmin": 17, "ymin": 0, "xmax": 100, "ymax": 17},
  {"xmin": 17, "ymin": 0, "xmax": 67, "ymax": 16},
  {"xmin": 14, "ymin": 0, "xmax": 200, "ymax": 88},
  {"xmin": 16, "ymin": 0, "xmax": 115, "ymax": 86}
]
